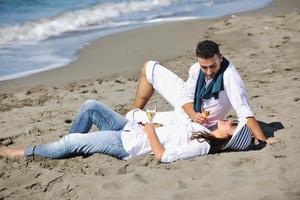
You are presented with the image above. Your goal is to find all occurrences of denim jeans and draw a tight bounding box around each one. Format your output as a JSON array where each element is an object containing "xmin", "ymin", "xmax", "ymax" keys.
[
  {"xmin": 25, "ymin": 100, "xmax": 129, "ymax": 159},
  {"xmin": 69, "ymin": 99, "xmax": 128, "ymax": 133}
]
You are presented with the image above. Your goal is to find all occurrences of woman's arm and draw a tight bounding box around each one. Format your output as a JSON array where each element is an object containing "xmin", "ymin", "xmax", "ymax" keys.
[
  {"xmin": 143, "ymin": 123, "xmax": 165, "ymax": 160},
  {"xmin": 143, "ymin": 123, "xmax": 211, "ymax": 162}
]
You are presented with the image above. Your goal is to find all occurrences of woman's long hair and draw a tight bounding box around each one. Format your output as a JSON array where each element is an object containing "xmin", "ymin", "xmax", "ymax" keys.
[{"xmin": 190, "ymin": 131, "xmax": 232, "ymax": 154}]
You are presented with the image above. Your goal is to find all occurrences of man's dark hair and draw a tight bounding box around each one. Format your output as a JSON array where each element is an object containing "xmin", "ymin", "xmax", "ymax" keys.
[{"xmin": 196, "ymin": 40, "xmax": 220, "ymax": 58}]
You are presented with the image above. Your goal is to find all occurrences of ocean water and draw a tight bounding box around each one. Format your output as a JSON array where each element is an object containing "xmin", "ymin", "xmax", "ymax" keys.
[{"xmin": 0, "ymin": 0, "xmax": 272, "ymax": 81}]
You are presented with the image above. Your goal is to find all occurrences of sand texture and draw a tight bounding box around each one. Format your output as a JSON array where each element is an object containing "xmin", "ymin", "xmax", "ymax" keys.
[{"xmin": 0, "ymin": 2, "xmax": 300, "ymax": 200}]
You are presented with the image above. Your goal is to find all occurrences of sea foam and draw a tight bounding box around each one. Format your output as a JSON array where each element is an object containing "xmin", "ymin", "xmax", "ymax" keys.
[{"xmin": 0, "ymin": 0, "xmax": 174, "ymax": 44}]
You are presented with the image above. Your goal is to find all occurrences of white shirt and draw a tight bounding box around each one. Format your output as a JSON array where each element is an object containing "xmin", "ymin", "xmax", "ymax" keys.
[
  {"xmin": 121, "ymin": 121, "xmax": 211, "ymax": 163},
  {"xmin": 180, "ymin": 62, "xmax": 254, "ymax": 127}
]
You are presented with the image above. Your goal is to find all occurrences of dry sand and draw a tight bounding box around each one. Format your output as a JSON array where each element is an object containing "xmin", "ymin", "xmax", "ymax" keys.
[{"xmin": 1, "ymin": 0, "xmax": 300, "ymax": 199}]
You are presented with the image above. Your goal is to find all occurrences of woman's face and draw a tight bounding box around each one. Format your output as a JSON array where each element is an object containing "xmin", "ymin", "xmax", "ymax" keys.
[{"xmin": 217, "ymin": 120, "xmax": 237, "ymax": 137}]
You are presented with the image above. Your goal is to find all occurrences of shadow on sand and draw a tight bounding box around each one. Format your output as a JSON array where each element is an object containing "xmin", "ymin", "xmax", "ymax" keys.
[{"xmin": 247, "ymin": 121, "xmax": 284, "ymax": 151}]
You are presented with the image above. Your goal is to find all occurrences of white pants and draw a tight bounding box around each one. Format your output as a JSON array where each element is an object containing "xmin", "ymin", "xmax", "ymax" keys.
[{"xmin": 126, "ymin": 61, "xmax": 189, "ymax": 125}]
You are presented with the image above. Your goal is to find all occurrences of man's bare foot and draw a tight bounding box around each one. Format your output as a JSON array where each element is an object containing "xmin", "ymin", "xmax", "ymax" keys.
[{"xmin": 0, "ymin": 142, "xmax": 25, "ymax": 158}]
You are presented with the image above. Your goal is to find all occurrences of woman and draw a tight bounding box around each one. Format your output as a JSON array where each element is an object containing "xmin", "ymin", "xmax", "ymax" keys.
[{"xmin": 0, "ymin": 100, "xmax": 254, "ymax": 163}]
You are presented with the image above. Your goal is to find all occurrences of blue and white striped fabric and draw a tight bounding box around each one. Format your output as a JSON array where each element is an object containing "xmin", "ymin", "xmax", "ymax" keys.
[{"xmin": 223, "ymin": 119, "xmax": 252, "ymax": 151}]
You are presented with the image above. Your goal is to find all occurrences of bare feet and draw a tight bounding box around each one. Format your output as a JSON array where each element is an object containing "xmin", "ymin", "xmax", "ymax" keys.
[{"xmin": 0, "ymin": 142, "xmax": 25, "ymax": 158}]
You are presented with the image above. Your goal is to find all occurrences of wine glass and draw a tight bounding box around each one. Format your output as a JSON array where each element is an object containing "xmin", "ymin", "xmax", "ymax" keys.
[
  {"xmin": 146, "ymin": 106, "xmax": 156, "ymax": 123},
  {"xmin": 201, "ymin": 108, "xmax": 210, "ymax": 126},
  {"xmin": 201, "ymin": 108, "xmax": 210, "ymax": 117}
]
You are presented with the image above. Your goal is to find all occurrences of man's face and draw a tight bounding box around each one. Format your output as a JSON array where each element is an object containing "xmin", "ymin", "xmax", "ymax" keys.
[{"xmin": 198, "ymin": 54, "xmax": 222, "ymax": 79}]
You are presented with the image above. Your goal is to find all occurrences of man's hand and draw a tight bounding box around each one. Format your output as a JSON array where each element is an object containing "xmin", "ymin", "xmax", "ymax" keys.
[
  {"xmin": 183, "ymin": 102, "xmax": 208, "ymax": 125},
  {"xmin": 266, "ymin": 137, "xmax": 277, "ymax": 145},
  {"xmin": 191, "ymin": 112, "xmax": 207, "ymax": 125}
]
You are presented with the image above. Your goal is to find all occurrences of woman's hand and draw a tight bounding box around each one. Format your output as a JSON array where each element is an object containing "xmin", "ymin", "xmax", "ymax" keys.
[
  {"xmin": 143, "ymin": 123, "xmax": 155, "ymax": 134},
  {"xmin": 138, "ymin": 122, "xmax": 163, "ymax": 128},
  {"xmin": 143, "ymin": 122, "xmax": 165, "ymax": 161}
]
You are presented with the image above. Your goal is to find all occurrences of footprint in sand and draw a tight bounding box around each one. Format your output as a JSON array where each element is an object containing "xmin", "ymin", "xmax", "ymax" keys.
[
  {"xmin": 177, "ymin": 180, "xmax": 188, "ymax": 190},
  {"xmin": 133, "ymin": 173, "xmax": 148, "ymax": 184},
  {"xmin": 117, "ymin": 164, "xmax": 129, "ymax": 175},
  {"xmin": 231, "ymin": 157, "xmax": 256, "ymax": 168},
  {"xmin": 25, "ymin": 182, "xmax": 42, "ymax": 190},
  {"xmin": 43, "ymin": 176, "xmax": 63, "ymax": 192},
  {"xmin": 102, "ymin": 181, "xmax": 123, "ymax": 190}
]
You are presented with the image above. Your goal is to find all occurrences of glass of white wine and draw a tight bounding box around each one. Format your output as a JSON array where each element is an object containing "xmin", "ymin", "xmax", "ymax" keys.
[
  {"xmin": 201, "ymin": 108, "xmax": 210, "ymax": 117},
  {"xmin": 201, "ymin": 108, "xmax": 210, "ymax": 126},
  {"xmin": 146, "ymin": 106, "xmax": 156, "ymax": 123}
]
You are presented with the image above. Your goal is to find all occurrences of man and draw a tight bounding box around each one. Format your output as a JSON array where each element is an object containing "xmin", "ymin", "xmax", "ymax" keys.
[{"xmin": 128, "ymin": 40, "xmax": 274, "ymax": 144}]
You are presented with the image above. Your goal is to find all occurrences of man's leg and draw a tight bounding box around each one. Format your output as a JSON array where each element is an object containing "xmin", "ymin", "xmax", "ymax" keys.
[
  {"xmin": 128, "ymin": 61, "xmax": 186, "ymax": 125},
  {"xmin": 131, "ymin": 61, "xmax": 185, "ymax": 109},
  {"xmin": 131, "ymin": 61, "xmax": 155, "ymax": 110}
]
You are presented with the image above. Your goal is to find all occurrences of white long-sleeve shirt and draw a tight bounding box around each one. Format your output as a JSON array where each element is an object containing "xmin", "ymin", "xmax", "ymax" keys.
[
  {"xmin": 121, "ymin": 121, "xmax": 211, "ymax": 163},
  {"xmin": 181, "ymin": 62, "xmax": 254, "ymax": 127}
]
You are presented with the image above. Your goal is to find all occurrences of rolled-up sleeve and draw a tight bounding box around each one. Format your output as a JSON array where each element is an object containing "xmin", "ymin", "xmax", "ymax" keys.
[
  {"xmin": 180, "ymin": 63, "xmax": 200, "ymax": 107},
  {"xmin": 161, "ymin": 140, "xmax": 210, "ymax": 163},
  {"xmin": 224, "ymin": 66, "xmax": 254, "ymax": 119}
]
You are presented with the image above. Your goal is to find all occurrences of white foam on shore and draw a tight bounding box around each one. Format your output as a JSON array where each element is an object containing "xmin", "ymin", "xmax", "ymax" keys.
[
  {"xmin": 0, "ymin": 0, "xmax": 175, "ymax": 44},
  {"xmin": 0, "ymin": 0, "xmax": 273, "ymax": 82},
  {"xmin": 0, "ymin": 0, "xmax": 272, "ymax": 45}
]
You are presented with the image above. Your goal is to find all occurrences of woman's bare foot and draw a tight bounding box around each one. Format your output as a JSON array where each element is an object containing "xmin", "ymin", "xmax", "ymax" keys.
[{"xmin": 0, "ymin": 143, "xmax": 25, "ymax": 158}]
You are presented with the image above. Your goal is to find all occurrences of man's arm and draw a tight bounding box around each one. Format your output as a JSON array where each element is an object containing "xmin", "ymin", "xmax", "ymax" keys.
[
  {"xmin": 182, "ymin": 102, "xmax": 207, "ymax": 124},
  {"xmin": 181, "ymin": 63, "xmax": 208, "ymax": 124},
  {"xmin": 246, "ymin": 117, "xmax": 275, "ymax": 144},
  {"xmin": 246, "ymin": 117, "xmax": 266, "ymax": 141},
  {"xmin": 224, "ymin": 66, "xmax": 275, "ymax": 144},
  {"xmin": 143, "ymin": 123, "xmax": 165, "ymax": 160}
]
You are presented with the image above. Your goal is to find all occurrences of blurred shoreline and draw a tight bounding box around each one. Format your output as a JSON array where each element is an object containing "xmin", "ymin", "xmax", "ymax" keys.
[
  {"xmin": 0, "ymin": 0, "xmax": 272, "ymax": 85},
  {"xmin": 1, "ymin": 0, "xmax": 299, "ymax": 92}
]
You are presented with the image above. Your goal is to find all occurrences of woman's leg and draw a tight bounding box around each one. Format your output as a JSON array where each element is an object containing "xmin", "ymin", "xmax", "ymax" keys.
[
  {"xmin": 24, "ymin": 131, "xmax": 129, "ymax": 159},
  {"xmin": 69, "ymin": 100, "xmax": 128, "ymax": 133}
]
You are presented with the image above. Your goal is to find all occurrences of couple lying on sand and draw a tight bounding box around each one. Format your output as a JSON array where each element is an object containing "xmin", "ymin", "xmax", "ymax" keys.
[{"xmin": 0, "ymin": 40, "xmax": 275, "ymax": 163}]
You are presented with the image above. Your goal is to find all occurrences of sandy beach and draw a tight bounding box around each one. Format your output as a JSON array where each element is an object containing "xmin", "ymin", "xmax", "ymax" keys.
[{"xmin": 1, "ymin": 0, "xmax": 300, "ymax": 199}]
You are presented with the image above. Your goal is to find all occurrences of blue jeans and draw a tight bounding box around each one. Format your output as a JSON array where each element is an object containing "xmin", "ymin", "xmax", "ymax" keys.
[
  {"xmin": 69, "ymin": 99, "xmax": 128, "ymax": 133},
  {"xmin": 25, "ymin": 100, "xmax": 129, "ymax": 159}
]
